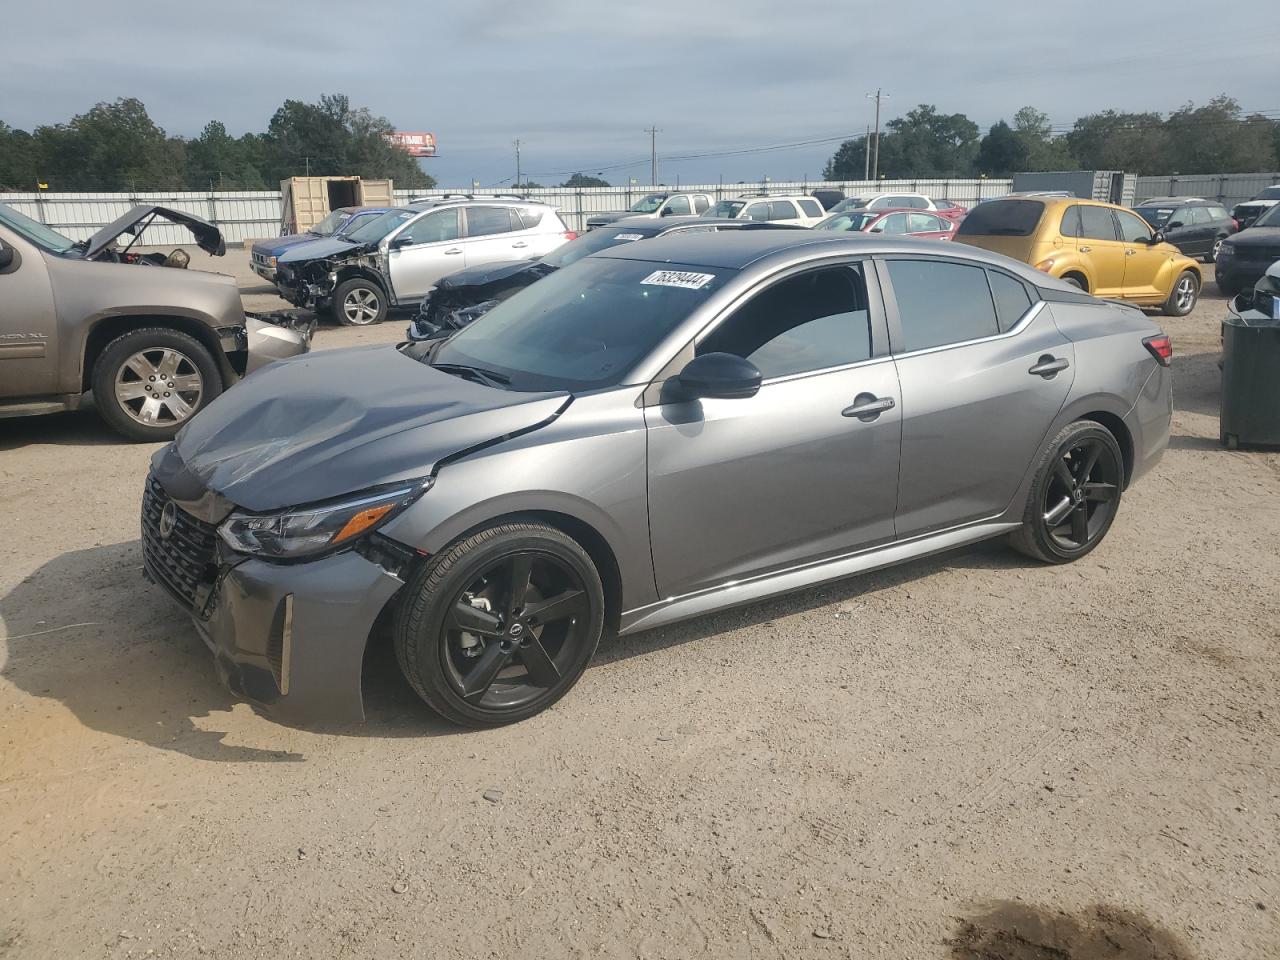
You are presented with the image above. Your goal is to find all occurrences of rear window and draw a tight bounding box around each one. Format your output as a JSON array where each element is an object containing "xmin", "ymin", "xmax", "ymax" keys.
[
  {"xmin": 515, "ymin": 207, "xmax": 546, "ymax": 230},
  {"xmin": 541, "ymin": 225, "xmax": 651, "ymax": 268},
  {"xmin": 955, "ymin": 199, "xmax": 1045, "ymax": 237},
  {"xmin": 797, "ymin": 198, "xmax": 823, "ymax": 217},
  {"xmin": 1256, "ymin": 186, "xmax": 1280, "ymax": 201}
]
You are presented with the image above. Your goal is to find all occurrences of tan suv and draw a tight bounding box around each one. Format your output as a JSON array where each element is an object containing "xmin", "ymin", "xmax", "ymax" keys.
[{"xmin": 0, "ymin": 203, "xmax": 311, "ymax": 440}]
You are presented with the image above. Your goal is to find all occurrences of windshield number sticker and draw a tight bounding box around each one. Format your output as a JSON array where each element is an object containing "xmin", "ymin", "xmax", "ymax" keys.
[
  {"xmin": 641, "ymin": 270, "xmax": 715, "ymax": 290},
  {"xmin": 614, "ymin": 233, "xmax": 645, "ymax": 241}
]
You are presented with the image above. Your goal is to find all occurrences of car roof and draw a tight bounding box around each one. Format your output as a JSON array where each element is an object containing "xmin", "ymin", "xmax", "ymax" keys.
[
  {"xmin": 593, "ymin": 229, "xmax": 1044, "ymax": 277},
  {"xmin": 1136, "ymin": 198, "xmax": 1213, "ymax": 207}
]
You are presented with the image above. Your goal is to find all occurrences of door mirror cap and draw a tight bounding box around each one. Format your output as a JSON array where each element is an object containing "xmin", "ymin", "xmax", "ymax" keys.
[
  {"xmin": 672, "ymin": 352, "xmax": 763, "ymax": 401},
  {"xmin": 1166, "ymin": 220, "xmax": 1184, "ymax": 229},
  {"xmin": 391, "ymin": 235, "xmax": 414, "ymax": 249},
  {"xmin": 0, "ymin": 242, "xmax": 12, "ymax": 270},
  {"xmin": 1149, "ymin": 231, "xmax": 1165, "ymax": 245}
]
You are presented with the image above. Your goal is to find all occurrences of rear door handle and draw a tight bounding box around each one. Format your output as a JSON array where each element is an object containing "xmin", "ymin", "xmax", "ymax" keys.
[
  {"xmin": 1028, "ymin": 355, "xmax": 1070, "ymax": 378},
  {"xmin": 444, "ymin": 248, "xmax": 463, "ymax": 255},
  {"xmin": 511, "ymin": 241, "xmax": 529, "ymax": 249},
  {"xmin": 841, "ymin": 393, "xmax": 895, "ymax": 421}
]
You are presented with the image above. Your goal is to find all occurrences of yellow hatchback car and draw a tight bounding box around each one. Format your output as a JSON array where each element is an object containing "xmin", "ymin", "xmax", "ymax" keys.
[{"xmin": 954, "ymin": 196, "xmax": 1202, "ymax": 316}]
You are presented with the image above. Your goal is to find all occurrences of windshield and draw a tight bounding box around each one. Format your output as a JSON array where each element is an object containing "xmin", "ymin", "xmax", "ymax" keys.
[
  {"xmin": 0, "ymin": 203, "xmax": 78, "ymax": 254},
  {"xmin": 541, "ymin": 226, "xmax": 651, "ymax": 269},
  {"xmin": 629, "ymin": 194, "xmax": 667, "ymax": 214},
  {"xmin": 705, "ymin": 200, "xmax": 745, "ymax": 218},
  {"xmin": 955, "ymin": 199, "xmax": 1045, "ymax": 237},
  {"xmin": 335, "ymin": 211, "xmax": 381, "ymax": 238},
  {"xmin": 345, "ymin": 208, "xmax": 417, "ymax": 245},
  {"xmin": 829, "ymin": 198, "xmax": 869, "ymax": 213},
  {"xmin": 1136, "ymin": 207, "xmax": 1176, "ymax": 228},
  {"xmin": 432, "ymin": 257, "xmax": 730, "ymax": 391},
  {"xmin": 816, "ymin": 212, "xmax": 878, "ymax": 232},
  {"xmin": 311, "ymin": 210, "xmax": 350, "ymax": 236},
  {"xmin": 1256, "ymin": 204, "xmax": 1280, "ymax": 228}
]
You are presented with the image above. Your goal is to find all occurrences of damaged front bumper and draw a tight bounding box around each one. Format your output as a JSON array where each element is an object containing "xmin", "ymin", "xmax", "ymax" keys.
[{"xmin": 218, "ymin": 311, "xmax": 315, "ymax": 377}]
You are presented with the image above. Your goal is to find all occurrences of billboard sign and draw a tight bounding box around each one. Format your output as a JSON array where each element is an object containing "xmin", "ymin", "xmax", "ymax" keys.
[{"xmin": 387, "ymin": 131, "xmax": 437, "ymax": 158}]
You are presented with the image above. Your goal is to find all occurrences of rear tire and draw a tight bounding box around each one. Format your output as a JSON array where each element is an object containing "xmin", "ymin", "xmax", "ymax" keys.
[
  {"xmin": 1162, "ymin": 270, "xmax": 1198, "ymax": 317},
  {"xmin": 394, "ymin": 523, "xmax": 605, "ymax": 727},
  {"xmin": 91, "ymin": 327, "xmax": 222, "ymax": 442},
  {"xmin": 1010, "ymin": 421, "xmax": 1123, "ymax": 564},
  {"xmin": 331, "ymin": 277, "xmax": 387, "ymax": 326},
  {"xmin": 1204, "ymin": 236, "xmax": 1225, "ymax": 264}
]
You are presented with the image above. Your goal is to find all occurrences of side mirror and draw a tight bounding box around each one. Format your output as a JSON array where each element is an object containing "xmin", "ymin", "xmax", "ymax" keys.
[
  {"xmin": 0, "ymin": 243, "xmax": 12, "ymax": 270},
  {"xmin": 391, "ymin": 235, "xmax": 414, "ymax": 249},
  {"xmin": 672, "ymin": 352, "xmax": 762, "ymax": 401},
  {"xmin": 1150, "ymin": 231, "xmax": 1165, "ymax": 245},
  {"xmin": 1166, "ymin": 220, "xmax": 1184, "ymax": 230},
  {"xmin": 659, "ymin": 206, "xmax": 675, "ymax": 216}
]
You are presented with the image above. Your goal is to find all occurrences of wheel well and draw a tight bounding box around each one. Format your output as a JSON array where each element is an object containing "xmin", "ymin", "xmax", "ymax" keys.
[
  {"xmin": 1062, "ymin": 270, "xmax": 1089, "ymax": 292},
  {"xmin": 335, "ymin": 266, "xmax": 388, "ymax": 295},
  {"xmin": 446, "ymin": 510, "xmax": 623, "ymax": 636},
  {"xmin": 1080, "ymin": 411, "xmax": 1134, "ymax": 488},
  {"xmin": 82, "ymin": 315, "xmax": 230, "ymax": 392}
]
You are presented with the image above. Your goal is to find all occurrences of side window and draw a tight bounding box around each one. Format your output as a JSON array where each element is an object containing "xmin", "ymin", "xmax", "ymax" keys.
[
  {"xmin": 400, "ymin": 208, "xmax": 461, "ymax": 245},
  {"xmin": 1190, "ymin": 207, "xmax": 1211, "ymax": 224},
  {"xmin": 665, "ymin": 196, "xmax": 692, "ymax": 216},
  {"xmin": 867, "ymin": 196, "xmax": 887, "ymax": 209},
  {"xmin": 908, "ymin": 197, "xmax": 929, "ymax": 209},
  {"xmin": 877, "ymin": 213, "xmax": 910, "ymax": 235},
  {"xmin": 1209, "ymin": 206, "xmax": 1230, "ymax": 220},
  {"xmin": 908, "ymin": 213, "xmax": 939, "ymax": 233},
  {"xmin": 515, "ymin": 207, "xmax": 545, "ymax": 230},
  {"xmin": 797, "ymin": 198, "xmax": 823, "ymax": 218},
  {"xmin": 693, "ymin": 196, "xmax": 710, "ymax": 214},
  {"xmin": 745, "ymin": 203, "xmax": 770, "ymax": 221},
  {"xmin": 465, "ymin": 206, "xmax": 516, "ymax": 237},
  {"xmin": 698, "ymin": 265, "xmax": 872, "ymax": 379},
  {"xmin": 887, "ymin": 259, "xmax": 999, "ymax": 352},
  {"xmin": 768, "ymin": 200, "xmax": 797, "ymax": 220},
  {"xmin": 1079, "ymin": 206, "xmax": 1119, "ymax": 241},
  {"xmin": 1115, "ymin": 209, "xmax": 1153, "ymax": 244},
  {"xmin": 1060, "ymin": 205, "xmax": 1082, "ymax": 238},
  {"xmin": 988, "ymin": 271, "xmax": 1034, "ymax": 332}
]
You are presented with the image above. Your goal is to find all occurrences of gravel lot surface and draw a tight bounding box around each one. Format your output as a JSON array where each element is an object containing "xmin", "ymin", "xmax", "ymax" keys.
[{"xmin": 1, "ymin": 252, "xmax": 1277, "ymax": 959}]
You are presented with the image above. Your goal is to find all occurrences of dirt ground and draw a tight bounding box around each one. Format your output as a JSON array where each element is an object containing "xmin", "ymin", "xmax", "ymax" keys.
[{"xmin": 1, "ymin": 252, "xmax": 1277, "ymax": 960}]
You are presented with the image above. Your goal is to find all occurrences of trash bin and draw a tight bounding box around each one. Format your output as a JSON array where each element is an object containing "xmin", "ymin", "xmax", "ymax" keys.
[{"xmin": 1220, "ymin": 313, "xmax": 1280, "ymax": 448}]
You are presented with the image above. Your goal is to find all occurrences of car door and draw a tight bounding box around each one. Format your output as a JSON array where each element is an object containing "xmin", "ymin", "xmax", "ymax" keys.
[
  {"xmin": 0, "ymin": 231, "xmax": 60, "ymax": 400},
  {"xmin": 385, "ymin": 207, "xmax": 464, "ymax": 301},
  {"xmin": 1114, "ymin": 208, "xmax": 1168, "ymax": 300},
  {"xmin": 662, "ymin": 196, "xmax": 693, "ymax": 218},
  {"xmin": 767, "ymin": 200, "xmax": 801, "ymax": 224},
  {"xmin": 460, "ymin": 205, "xmax": 523, "ymax": 267},
  {"xmin": 1162, "ymin": 206, "xmax": 1196, "ymax": 254},
  {"xmin": 743, "ymin": 202, "xmax": 770, "ymax": 222},
  {"xmin": 872, "ymin": 212, "xmax": 910, "ymax": 236},
  {"xmin": 645, "ymin": 262, "xmax": 901, "ymax": 598},
  {"xmin": 883, "ymin": 257, "xmax": 1074, "ymax": 537},
  {"xmin": 1072, "ymin": 204, "xmax": 1126, "ymax": 296}
]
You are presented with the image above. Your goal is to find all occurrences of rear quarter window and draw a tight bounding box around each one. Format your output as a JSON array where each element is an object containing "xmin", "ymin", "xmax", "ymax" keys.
[
  {"xmin": 955, "ymin": 199, "xmax": 1046, "ymax": 237},
  {"xmin": 797, "ymin": 198, "xmax": 823, "ymax": 217}
]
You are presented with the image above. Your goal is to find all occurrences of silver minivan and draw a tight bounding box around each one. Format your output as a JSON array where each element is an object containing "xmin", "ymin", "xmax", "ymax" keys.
[{"xmin": 274, "ymin": 199, "xmax": 575, "ymax": 325}]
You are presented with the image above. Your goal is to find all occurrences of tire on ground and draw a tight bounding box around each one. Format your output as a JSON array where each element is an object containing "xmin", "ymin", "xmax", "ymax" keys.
[
  {"xmin": 91, "ymin": 327, "xmax": 222, "ymax": 442},
  {"xmin": 331, "ymin": 277, "xmax": 387, "ymax": 326}
]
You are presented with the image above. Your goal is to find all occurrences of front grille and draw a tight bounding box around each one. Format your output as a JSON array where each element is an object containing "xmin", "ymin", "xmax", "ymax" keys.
[{"xmin": 141, "ymin": 475, "xmax": 220, "ymax": 617}]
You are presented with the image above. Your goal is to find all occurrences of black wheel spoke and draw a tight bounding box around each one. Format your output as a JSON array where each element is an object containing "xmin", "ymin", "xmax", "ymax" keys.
[
  {"xmin": 1054, "ymin": 458, "xmax": 1075, "ymax": 492},
  {"xmin": 518, "ymin": 639, "xmax": 562, "ymax": 687},
  {"xmin": 1083, "ymin": 481, "xmax": 1117, "ymax": 502},
  {"xmin": 524, "ymin": 588, "xmax": 586, "ymax": 625},
  {"xmin": 450, "ymin": 601, "xmax": 503, "ymax": 637},
  {"xmin": 461, "ymin": 643, "xmax": 515, "ymax": 701},
  {"xmin": 1070, "ymin": 502, "xmax": 1090, "ymax": 545},
  {"xmin": 506, "ymin": 555, "xmax": 533, "ymax": 618},
  {"xmin": 1079, "ymin": 441, "xmax": 1103, "ymax": 482}
]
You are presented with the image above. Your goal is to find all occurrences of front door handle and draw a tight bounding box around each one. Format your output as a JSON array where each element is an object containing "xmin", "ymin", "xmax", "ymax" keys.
[
  {"xmin": 511, "ymin": 240, "xmax": 529, "ymax": 249},
  {"xmin": 1125, "ymin": 249, "xmax": 1136, "ymax": 256},
  {"xmin": 841, "ymin": 393, "xmax": 895, "ymax": 421},
  {"xmin": 1029, "ymin": 355, "xmax": 1070, "ymax": 378},
  {"xmin": 1079, "ymin": 245, "xmax": 1091, "ymax": 253},
  {"xmin": 444, "ymin": 248, "xmax": 463, "ymax": 255}
]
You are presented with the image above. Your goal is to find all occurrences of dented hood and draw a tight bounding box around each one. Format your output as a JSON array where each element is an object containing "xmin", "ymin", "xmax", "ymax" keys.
[
  {"xmin": 276, "ymin": 236, "xmax": 364, "ymax": 264},
  {"xmin": 436, "ymin": 259, "xmax": 540, "ymax": 290},
  {"xmin": 170, "ymin": 345, "xmax": 569, "ymax": 511}
]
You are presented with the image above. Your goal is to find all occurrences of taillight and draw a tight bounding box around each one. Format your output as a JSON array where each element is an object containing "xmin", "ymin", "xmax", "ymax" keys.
[
  {"xmin": 1034, "ymin": 258, "xmax": 1056, "ymax": 273},
  {"xmin": 1143, "ymin": 334, "xmax": 1172, "ymax": 366},
  {"xmin": 563, "ymin": 231, "xmax": 578, "ymax": 241}
]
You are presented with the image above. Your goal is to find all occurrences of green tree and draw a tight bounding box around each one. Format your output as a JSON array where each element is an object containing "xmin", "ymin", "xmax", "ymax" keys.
[
  {"xmin": 976, "ymin": 121, "xmax": 1028, "ymax": 176},
  {"xmin": 1065, "ymin": 110, "xmax": 1169, "ymax": 174},
  {"xmin": 823, "ymin": 136, "xmax": 871, "ymax": 180},
  {"xmin": 865, "ymin": 105, "xmax": 981, "ymax": 178},
  {"xmin": 0, "ymin": 122, "xmax": 38, "ymax": 190},
  {"xmin": 1163, "ymin": 96, "xmax": 1276, "ymax": 173},
  {"xmin": 186, "ymin": 121, "xmax": 267, "ymax": 190},
  {"xmin": 1011, "ymin": 107, "xmax": 1075, "ymax": 171},
  {"xmin": 562, "ymin": 172, "xmax": 610, "ymax": 187},
  {"xmin": 27, "ymin": 98, "xmax": 185, "ymax": 190}
]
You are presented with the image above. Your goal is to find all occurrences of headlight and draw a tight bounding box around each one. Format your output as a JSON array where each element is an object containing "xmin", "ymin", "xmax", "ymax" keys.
[
  {"xmin": 1218, "ymin": 244, "xmax": 1234, "ymax": 259},
  {"xmin": 218, "ymin": 480, "xmax": 431, "ymax": 559},
  {"xmin": 267, "ymin": 256, "xmax": 278, "ymax": 267}
]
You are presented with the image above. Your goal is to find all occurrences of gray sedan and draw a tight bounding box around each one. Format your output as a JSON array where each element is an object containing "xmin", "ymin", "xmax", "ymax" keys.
[{"xmin": 142, "ymin": 232, "xmax": 1173, "ymax": 727}]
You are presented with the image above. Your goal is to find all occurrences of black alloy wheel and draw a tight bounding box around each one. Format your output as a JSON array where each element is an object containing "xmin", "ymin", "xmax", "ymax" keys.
[
  {"xmin": 1011, "ymin": 421, "xmax": 1123, "ymax": 563},
  {"xmin": 395, "ymin": 523, "xmax": 605, "ymax": 726}
]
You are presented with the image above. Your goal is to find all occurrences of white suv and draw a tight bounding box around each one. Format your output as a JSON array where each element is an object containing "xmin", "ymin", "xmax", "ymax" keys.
[
  {"xmin": 828, "ymin": 192, "xmax": 936, "ymax": 214},
  {"xmin": 275, "ymin": 198, "xmax": 575, "ymax": 325},
  {"xmin": 703, "ymin": 194, "xmax": 826, "ymax": 227}
]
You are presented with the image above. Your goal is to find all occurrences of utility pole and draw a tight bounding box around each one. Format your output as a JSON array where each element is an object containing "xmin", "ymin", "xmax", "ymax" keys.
[
  {"xmin": 864, "ymin": 125, "xmax": 870, "ymax": 181},
  {"xmin": 645, "ymin": 126, "xmax": 660, "ymax": 186},
  {"xmin": 304, "ymin": 156, "xmax": 311, "ymax": 176},
  {"xmin": 865, "ymin": 89, "xmax": 889, "ymax": 180},
  {"xmin": 513, "ymin": 139, "xmax": 522, "ymax": 189}
]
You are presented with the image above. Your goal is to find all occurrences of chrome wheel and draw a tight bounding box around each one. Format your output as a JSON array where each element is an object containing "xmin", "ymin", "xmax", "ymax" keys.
[
  {"xmin": 1174, "ymin": 275, "xmax": 1196, "ymax": 312},
  {"xmin": 113, "ymin": 347, "xmax": 204, "ymax": 426},
  {"xmin": 342, "ymin": 287, "xmax": 381, "ymax": 325},
  {"xmin": 1211, "ymin": 238, "xmax": 1223, "ymax": 261},
  {"xmin": 1041, "ymin": 436, "xmax": 1120, "ymax": 552}
]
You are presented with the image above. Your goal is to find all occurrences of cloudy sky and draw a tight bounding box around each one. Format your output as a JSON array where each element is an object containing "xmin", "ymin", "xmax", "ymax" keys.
[{"xmin": 3, "ymin": 0, "xmax": 1276, "ymax": 187}]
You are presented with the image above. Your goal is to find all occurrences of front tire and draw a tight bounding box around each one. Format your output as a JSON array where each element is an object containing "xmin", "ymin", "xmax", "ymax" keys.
[
  {"xmin": 1162, "ymin": 270, "xmax": 1199, "ymax": 317},
  {"xmin": 331, "ymin": 277, "xmax": 387, "ymax": 326},
  {"xmin": 91, "ymin": 327, "xmax": 222, "ymax": 441},
  {"xmin": 394, "ymin": 523, "xmax": 605, "ymax": 727},
  {"xmin": 1010, "ymin": 421, "xmax": 1123, "ymax": 564},
  {"xmin": 1204, "ymin": 237, "xmax": 1225, "ymax": 264}
]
